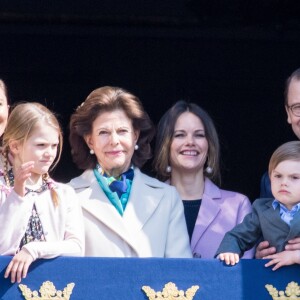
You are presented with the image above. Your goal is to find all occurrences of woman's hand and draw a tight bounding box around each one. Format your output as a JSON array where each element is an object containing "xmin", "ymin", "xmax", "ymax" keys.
[
  {"xmin": 264, "ymin": 250, "xmax": 300, "ymax": 271},
  {"xmin": 219, "ymin": 252, "xmax": 239, "ymax": 265},
  {"xmin": 4, "ymin": 249, "xmax": 34, "ymax": 283},
  {"xmin": 255, "ymin": 241, "xmax": 276, "ymax": 258}
]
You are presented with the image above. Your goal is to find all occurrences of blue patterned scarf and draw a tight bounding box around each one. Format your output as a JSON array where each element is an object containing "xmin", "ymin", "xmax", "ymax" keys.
[{"xmin": 93, "ymin": 164, "xmax": 134, "ymax": 216}]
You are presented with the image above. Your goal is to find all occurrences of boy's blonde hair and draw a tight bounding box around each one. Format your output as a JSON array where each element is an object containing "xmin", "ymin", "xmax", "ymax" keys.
[
  {"xmin": 2, "ymin": 102, "xmax": 63, "ymax": 206},
  {"xmin": 269, "ymin": 141, "xmax": 300, "ymax": 176}
]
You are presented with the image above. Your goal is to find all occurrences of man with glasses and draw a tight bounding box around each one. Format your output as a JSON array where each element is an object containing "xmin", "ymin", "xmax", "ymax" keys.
[
  {"xmin": 260, "ymin": 68, "xmax": 300, "ymax": 197},
  {"xmin": 257, "ymin": 67, "xmax": 300, "ymax": 258}
]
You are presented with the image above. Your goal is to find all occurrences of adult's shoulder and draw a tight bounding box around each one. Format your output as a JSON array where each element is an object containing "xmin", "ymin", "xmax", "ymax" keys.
[
  {"xmin": 134, "ymin": 168, "xmax": 176, "ymax": 191},
  {"xmin": 204, "ymin": 177, "xmax": 249, "ymax": 202},
  {"xmin": 53, "ymin": 181, "xmax": 78, "ymax": 195},
  {"xmin": 68, "ymin": 169, "xmax": 95, "ymax": 190},
  {"xmin": 259, "ymin": 171, "xmax": 273, "ymax": 198}
]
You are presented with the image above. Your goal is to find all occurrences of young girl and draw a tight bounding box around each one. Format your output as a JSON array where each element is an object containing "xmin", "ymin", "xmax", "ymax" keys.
[
  {"xmin": 216, "ymin": 141, "xmax": 300, "ymax": 270},
  {"xmin": 0, "ymin": 102, "xmax": 84, "ymax": 283}
]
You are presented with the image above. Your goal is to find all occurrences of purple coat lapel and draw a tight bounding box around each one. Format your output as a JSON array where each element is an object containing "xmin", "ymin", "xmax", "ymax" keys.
[{"xmin": 190, "ymin": 178, "xmax": 221, "ymax": 252}]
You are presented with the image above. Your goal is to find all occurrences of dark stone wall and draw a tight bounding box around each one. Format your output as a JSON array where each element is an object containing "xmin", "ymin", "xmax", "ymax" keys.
[{"xmin": 1, "ymin": 1, "xmax": 299, "ymax": 201}]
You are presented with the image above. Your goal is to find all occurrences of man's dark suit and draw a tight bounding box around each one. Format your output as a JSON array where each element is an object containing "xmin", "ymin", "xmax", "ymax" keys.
[{"xmin": 260, "ymin": 171, "xmax": 273, "ymax": 198}]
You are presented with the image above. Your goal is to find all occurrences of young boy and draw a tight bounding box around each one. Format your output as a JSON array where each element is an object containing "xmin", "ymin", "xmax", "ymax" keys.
[{"xmin": 215, "ymin": 141, "xmax": 300, "ymax": 270}]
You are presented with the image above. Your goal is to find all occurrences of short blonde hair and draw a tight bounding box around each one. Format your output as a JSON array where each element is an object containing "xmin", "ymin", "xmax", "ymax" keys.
[{"xmin": 269, "ymin": 141, "xmax": 300, "ymax": 176}]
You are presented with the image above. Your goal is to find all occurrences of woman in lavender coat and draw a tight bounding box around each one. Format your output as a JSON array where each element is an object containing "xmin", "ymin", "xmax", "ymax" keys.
[{"xmin": 153, "ymin": 101, "xmax": 254, "ymax": 259}]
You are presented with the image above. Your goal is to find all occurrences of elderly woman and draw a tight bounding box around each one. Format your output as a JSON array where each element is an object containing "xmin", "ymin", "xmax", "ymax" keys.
[
  {"xmin": 153, "ymin": 100, "xmax": 254, "ymax": 259},
  {"xmin": 69, "ymin": 86, "xmax": 192, "ymax": 258}
]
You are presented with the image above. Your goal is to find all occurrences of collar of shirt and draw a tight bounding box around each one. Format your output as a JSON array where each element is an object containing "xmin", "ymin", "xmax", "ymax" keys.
[{"xmin": 272, "ymin": 199, "xmax": 300, "ymax": 225}]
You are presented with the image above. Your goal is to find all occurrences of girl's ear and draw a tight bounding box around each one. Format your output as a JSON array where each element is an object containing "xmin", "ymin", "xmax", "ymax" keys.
[{"xmin": 9, "ymin": 140, "xmax": 21, "ymax": 155}]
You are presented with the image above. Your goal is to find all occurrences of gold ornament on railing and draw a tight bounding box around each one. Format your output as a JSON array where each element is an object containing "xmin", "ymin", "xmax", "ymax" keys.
[
  {"xmin": 142, "ymin": 282, "xmax": 199, "ymax": 300},
  {"xmin": 19, "ymin": 280, "xmax": 75, "ymax": 300},
  {"xmin": 265, "ymin": 281, "xmax": 300, "ymax": 299}
]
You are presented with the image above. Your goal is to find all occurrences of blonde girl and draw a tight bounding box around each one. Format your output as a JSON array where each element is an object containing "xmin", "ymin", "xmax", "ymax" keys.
[{"xmin": 0, "ymin": 102, "xmax": 84, "ymax": 283}]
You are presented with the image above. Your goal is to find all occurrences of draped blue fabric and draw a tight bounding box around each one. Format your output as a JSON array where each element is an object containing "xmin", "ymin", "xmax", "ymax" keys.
[
  {"xmin": 105, "ymin": 168, "xmax": 134, "ymax": 198},
  {"xmin": 1, "ymin": 257, "xmax": 299, "ymax": 300}
]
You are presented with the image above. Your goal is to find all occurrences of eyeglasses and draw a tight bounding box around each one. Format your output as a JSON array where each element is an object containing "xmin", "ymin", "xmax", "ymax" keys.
[{"xmin": 287, "ymin": 104, "xmax": 300, "ymax": 117}]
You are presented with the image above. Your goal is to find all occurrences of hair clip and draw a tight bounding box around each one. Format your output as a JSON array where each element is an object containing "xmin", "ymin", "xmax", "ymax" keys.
[{"xmin": 76, "ymin": 102, "xmax": 85, "ymax": 111}]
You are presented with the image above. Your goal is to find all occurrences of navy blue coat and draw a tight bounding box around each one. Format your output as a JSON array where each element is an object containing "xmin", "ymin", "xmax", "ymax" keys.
[{"xmin": 260, "ymin": 171, "xmax": 273, "ymax": 198}]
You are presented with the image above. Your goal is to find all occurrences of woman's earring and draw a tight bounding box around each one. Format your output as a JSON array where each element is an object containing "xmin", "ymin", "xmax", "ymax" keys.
[
  {"xmin": 134, "ymin": 144, "xmax": 139, "ymax": 150},
  {"xmin": 90, "ymin": 149, "xmax": 95, "ymax": 155},
  {"xmin": 205, "ymin": 166, "xmax": 213, "ymax": 174},
  {"xmin": 166, "ymin": 166, "xmax": 172, "ymax": 173}
]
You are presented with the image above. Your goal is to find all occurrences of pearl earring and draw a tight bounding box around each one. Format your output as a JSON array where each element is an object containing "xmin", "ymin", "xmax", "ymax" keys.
[
  {"xmin": 134, "ymin": 144, "xmax": 139, "ymax": 150},
  {"xmin": 90, "ymin": 149, "xmax": 95, "ymax": 155},
  {"xmin": 166, "ymin": 166, "xmax": 172, "ymax": 173},
  {"xmin": 205, "ymin": 166, "xmax": 213, "ymax": 174}
]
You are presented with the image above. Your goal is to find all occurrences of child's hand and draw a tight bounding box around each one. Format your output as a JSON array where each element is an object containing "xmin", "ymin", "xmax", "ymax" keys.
[
  {"xmin": 4, "ymin": 249, "xmax": 34, "ymax": 283},
  {"xmin": 219, "ymin": 252, "xmax": 239, "ymax": 265},
  {"xmin": 264, "ymin": 250, "xmax": 300, "ymax": 271},
  {"xmin": 13, "ymin": 161, "xmax": 34, "ymax": 196}
]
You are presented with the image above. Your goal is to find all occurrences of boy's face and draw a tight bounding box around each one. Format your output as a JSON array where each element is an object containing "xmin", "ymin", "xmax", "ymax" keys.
[{"xmin": 271, "ymin": 160, "xmax": 300, "ymax": 210}]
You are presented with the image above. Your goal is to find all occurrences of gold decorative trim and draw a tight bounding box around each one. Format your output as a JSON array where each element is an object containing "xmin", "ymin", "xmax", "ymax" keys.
[
  {"xmin": 142, "ymin": 282, "xmax": 199, "ymax": 300},
  {"xmin": 19, "ymin": 280, "xmax": 75, "ymax": 300},
  {"xmin": 265, "ymin": 281, "xmax": 300, "ymax": 299}
]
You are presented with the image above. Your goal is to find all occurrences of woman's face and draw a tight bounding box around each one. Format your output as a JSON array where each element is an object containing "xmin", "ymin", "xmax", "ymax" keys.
[
  {"xmin": 170, "ymin": 111, "xmax": 208, "ymax": 174},
  {"xmin": 85, "ymin": 109, "xmax": 139, "ymax": 177},
  {"xmin": 0, "ymin": 87, "xmax": 9, "ymax": 136}
]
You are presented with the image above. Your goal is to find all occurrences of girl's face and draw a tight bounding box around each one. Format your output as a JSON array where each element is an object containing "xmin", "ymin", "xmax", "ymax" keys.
[
  {"xmin": 170, "ymin": 111, "xmax": 208, "ymax": 174},
  {"xmin": 85, "ymin": 109, "xmax": 139, "ymax": 177},
  {"xmin": 0, "ymin": 87, "xmax": 9, "ymax": 136},
  {"xmin": 271, "ymin": 159, "xmax": 300, "ymax": 210},
  {"xmin": 12, "ymin": 124, "xmax": 59, "ymax": 179}
]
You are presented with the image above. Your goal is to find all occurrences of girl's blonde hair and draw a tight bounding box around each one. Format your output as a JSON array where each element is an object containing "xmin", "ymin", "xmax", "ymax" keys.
[
  {"xmin": 269, "ymin": 141, "xmax": 300, "ymax": 176},
  {"xmin": 2, "ymin": 102, "xmax": 63, "ymax": 206}
]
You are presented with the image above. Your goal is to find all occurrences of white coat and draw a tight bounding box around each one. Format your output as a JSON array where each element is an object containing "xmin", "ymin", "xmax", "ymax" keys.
[{"xmin": 69, "ymin": 168, "xmax": 192, "ymax": 258}]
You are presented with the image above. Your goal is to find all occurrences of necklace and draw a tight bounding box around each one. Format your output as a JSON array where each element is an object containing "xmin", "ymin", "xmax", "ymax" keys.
[{"xmin": 25, "ymin": 181, "xmax": 48, "ymax": 195}]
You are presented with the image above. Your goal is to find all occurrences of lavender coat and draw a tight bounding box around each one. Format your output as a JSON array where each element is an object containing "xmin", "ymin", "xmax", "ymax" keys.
[{"xmin": 190, "ymin": 178, "xmax": 255, "ymax": 258}]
